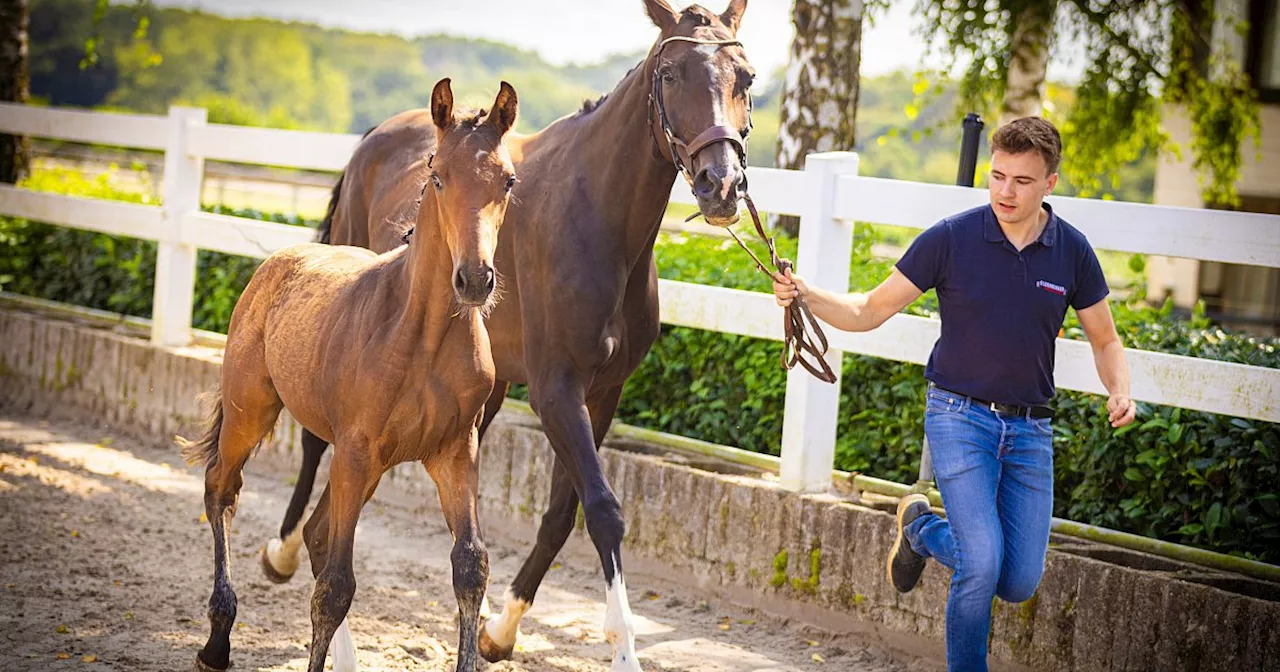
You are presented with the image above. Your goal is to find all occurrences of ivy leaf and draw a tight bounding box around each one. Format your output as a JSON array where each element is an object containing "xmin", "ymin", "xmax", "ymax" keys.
[{"xmin": 1206, "ymin": 503, "xmax": 1223, "ymax": 531}]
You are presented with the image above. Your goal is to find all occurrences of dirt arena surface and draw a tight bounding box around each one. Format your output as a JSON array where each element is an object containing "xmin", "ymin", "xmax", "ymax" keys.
[{"xmin": 0, "ymin": 414, "xmax": 940, "ymax": 671}]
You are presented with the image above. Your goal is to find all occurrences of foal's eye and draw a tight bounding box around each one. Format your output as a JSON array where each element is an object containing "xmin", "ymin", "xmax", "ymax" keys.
[
  {"xmin": 430, "ymin": 173, "xmax": 443, "ymax": 190},
  {"xmin": 505, "ymin": 176, "xmax": 518, "ymax": 192},
  {"xmin": 659, "ymin": 65, "xmax": 676, "ymax": 84}
]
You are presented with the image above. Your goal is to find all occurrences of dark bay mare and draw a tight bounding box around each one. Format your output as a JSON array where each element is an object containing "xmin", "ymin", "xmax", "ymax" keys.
[
  {"xmin": 180, "ymin": 79, "xmax": 520, "ymax": 672},
  {"xmin": 260, "ymin": 2, "xmax": 755, "ymax": 669}
]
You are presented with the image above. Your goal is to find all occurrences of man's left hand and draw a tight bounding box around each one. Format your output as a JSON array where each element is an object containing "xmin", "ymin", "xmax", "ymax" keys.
[{"xmin": 1107, "ymin": 395, "xmax": 1137, "ymax": 428}]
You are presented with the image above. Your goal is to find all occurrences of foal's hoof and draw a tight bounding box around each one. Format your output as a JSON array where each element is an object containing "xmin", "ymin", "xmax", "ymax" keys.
[
  {"xmin": 259, "ymin": 543, "xmax": 295, "ymax": 584},
  {"xmin": 478, "ymin": 617, "xmax": 514, "ymax": 663}
]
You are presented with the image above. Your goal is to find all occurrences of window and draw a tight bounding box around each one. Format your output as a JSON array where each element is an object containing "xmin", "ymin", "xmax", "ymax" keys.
[{"xmin": 1247, "ymin": 0, "xmax": 1280, "ymax": 101}]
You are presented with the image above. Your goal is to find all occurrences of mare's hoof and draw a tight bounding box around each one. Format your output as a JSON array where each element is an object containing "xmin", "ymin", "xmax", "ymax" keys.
[
  {"xmin": 478, "ymin": 617, "xmax": 514, "ymax": 663},
  {"xmin": 194, "ymin": 654, "xmax": 230, "ymax": 671}
]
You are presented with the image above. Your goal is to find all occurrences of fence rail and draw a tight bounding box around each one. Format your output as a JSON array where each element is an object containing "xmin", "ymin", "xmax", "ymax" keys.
[
  {"xmin": 2, "ymin": 102, "xmax": 1278, "ymax": 492},
  {"xmin": 835, "ymin": 176, "xmax": 1280, "ymax": 267}
]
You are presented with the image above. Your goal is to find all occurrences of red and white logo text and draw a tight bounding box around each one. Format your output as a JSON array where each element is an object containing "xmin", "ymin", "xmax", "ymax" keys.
[{"xmin": 1036, "ymin": 280, "xmax": 1066, "ymax": 295}]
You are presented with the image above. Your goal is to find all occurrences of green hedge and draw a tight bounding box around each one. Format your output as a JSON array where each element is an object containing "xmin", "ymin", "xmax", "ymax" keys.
[
  {"xmin": 2, "ymin": 168, "xmax": 1277, "ymax": 562},
  {"xmin": 634, "ymin": 232, "xmax": 1279, "ymax": 563},
  {"xmin": 0, "ymin": 167, "xmax": 311, "ymax": 333}
]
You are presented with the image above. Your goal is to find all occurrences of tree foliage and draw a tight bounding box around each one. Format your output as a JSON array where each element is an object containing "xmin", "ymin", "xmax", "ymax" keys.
[
  {"xmin": 914, "ymin": 0, "xmax": 1261, "ymax": 206},
  {"xmin": 27, "ymin": 0, "xmax": 1157, "ymax": 202},
  {"xmin": 31, "ymin": 0, "xmax": 636, "ymax": 133}
]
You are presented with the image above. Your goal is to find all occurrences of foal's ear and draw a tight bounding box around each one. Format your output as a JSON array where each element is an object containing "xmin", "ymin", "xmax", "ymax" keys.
[
  {"xmin": 642, "ymin": 0, "xmax": 679, "ymax": 32},
  {"xmin": 487, "ymin": 81, "xmax": 519, "ymax": 136},
  {"xmin": 720, "ymin": 0, "xmax": 747, "ymax": 33},
  {"xmin": 431, "ymin": 78, "xmax": 454, "ymax": 131}
]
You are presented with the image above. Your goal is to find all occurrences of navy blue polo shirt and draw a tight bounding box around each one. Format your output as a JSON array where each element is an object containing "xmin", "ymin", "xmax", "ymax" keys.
[{"xmin": 895, "ymin": 203, "xmax": 1109, "ymax": 407}]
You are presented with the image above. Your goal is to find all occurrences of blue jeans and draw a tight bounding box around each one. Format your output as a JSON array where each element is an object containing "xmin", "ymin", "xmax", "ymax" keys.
[{"xmin": 905, "ymin": 386, "xmax": 1054, "ymax": 672}]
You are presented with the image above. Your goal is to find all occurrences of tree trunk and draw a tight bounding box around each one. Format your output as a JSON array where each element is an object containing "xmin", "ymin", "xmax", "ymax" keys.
[
  {"xmin": 774, "ymin": 0, "xmax": 863, "ymax": 235},
  {"xmin": 999, "ymin": 0, "xmax": 1057, "ymax": 127},
  {"xmin": 0, "ymin": 0, "xmax": 29, "ymax": 185}
]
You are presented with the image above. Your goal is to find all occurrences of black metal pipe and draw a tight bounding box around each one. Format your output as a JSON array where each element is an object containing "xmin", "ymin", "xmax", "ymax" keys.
[{"xmin": 956, "ymin": 112, "xmax": 984, "ymax": 187}]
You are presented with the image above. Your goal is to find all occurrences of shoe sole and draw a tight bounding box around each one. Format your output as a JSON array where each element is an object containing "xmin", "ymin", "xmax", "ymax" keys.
[{"xmin": 887, "ymin": 493, "xmax": 930, "ymax": 589}]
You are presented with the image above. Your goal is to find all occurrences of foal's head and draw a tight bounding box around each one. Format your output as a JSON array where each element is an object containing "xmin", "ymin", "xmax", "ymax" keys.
[
  {"xmin": 422, "ymin": 78, "xmax": 519, "ymax": 308},
  {"xmin": 644, "ymin": 0, "xmax": 754, "ymax": 226}
]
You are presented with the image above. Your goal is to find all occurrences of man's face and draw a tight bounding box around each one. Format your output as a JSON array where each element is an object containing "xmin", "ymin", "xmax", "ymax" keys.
[{"xmin": 989, "ymin": 150, "xmax": 1057, "ymax": 226}]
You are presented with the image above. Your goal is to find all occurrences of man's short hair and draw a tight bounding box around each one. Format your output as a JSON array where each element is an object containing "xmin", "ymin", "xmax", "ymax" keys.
[{"xmin": 991, "ymin": 117, "xmax": 1062, "ymax": 176}]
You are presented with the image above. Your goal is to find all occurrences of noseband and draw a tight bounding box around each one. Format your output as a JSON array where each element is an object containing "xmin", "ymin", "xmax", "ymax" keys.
[{"xmin": 647, "ymin": 36, "xmax": 750, "ymax": 186}]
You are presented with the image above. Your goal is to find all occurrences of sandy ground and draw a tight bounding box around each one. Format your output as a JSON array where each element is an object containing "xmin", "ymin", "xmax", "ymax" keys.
[{"xmin": 0, "ymin": 413, "xmax": 939, "ymax": 672}]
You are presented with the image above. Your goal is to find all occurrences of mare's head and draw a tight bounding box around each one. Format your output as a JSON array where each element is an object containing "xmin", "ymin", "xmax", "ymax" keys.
[
  {"xmin": 644, "ymin": 0, "xmax": 754, "ymax": 226},
  {"xmin": 422, "ymin": 78, "xmax": 519, "ymax": 308}
]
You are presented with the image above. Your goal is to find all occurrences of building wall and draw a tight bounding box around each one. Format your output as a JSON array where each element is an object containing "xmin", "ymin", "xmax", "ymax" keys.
[{"xmin": 1148, "ymin": 102, "xmax": 1280, "ymax": 332}]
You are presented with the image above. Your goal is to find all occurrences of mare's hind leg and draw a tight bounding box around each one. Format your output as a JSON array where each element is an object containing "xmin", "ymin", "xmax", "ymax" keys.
[
  {"xmin": 428, "ymin": 432, "xmax": 489, "ymax": 672},
  {"xmin": 262, "ymin": 428, "xmax": 329, "ymax": 583},
  {"xmin": 196, "ymin": 390, "xmax": 283, "ymax": 671},
  {"xmin": 303, "ymin": 444, "xmax": 380, "ymax": 672},
  {"xmin": 481, "ymin": 384, "xmax": 623, "ymax": 664},
  {"xmin": 477, "ymin": 380, "xmax": 510, "ymax": 439}
]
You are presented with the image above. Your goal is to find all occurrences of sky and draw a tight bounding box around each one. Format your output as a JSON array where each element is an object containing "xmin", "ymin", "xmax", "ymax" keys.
[{"xmin": 148, "ymin": 0, "xmax": 1086, "ymax": 86}]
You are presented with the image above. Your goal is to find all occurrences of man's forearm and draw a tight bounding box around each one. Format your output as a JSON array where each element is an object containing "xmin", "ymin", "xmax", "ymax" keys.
[
  {"xmin": 804, "ymin": 286, "xmax": 880, "ymax": 333},
  {"xmin": 1094, "ymin": 339, "xmax": 1130, "ymax": 396}
]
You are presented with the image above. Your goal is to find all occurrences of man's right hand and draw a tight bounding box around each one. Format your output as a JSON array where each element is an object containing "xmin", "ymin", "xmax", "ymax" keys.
[{"xmin": 773, "ymin": 268, "xmax": 809, "ymax": 307}]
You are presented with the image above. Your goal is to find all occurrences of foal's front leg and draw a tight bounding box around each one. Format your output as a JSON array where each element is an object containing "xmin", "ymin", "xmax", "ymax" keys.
[{"xmin": 427, "ymin": 430, "xmax": 490, "ymax": 672}]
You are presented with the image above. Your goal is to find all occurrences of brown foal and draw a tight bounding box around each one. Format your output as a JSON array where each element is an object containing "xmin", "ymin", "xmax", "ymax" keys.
[{"xmin": 180, "ymin": 78, "xmax": 519, "ymax": 672}]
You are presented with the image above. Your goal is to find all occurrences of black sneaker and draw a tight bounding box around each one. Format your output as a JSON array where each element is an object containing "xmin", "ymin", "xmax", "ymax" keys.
[{"xmin": 887, "ymin": 494, "xmax": 932, "ymax": 593}]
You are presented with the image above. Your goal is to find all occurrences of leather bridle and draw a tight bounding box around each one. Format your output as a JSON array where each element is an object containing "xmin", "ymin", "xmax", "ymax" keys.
[
  {"xmin": 647, "ymin": 36, "xmax": 749, "ymax": 186},
  {"xmin": 647, "ymin": 35, "xmax": 836, "ymax": 384}
]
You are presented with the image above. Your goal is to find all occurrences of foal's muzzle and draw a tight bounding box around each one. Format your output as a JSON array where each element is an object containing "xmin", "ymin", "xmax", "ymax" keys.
[{"xmin": 454, "ymin": 263, "xmax": 496, "ymax": 306}]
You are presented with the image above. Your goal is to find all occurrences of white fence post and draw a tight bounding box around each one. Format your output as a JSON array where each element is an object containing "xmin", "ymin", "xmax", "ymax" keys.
[
  {"xmin": 779, "ymin": 151, "xmax": 859, "ymax": 493},
  {"xmin": 151, "ymin": 106, "xmax": 206, "ymax": 347}
]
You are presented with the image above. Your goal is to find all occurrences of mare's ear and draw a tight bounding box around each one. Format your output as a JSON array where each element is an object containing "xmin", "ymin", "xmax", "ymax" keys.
[
  {"xmin": 721, "ymin": 0, "xmax": 746, "ymax": 33},
  {"xmin": 643, "ymin": 0, "xmax": 679, "ymax": 32}
]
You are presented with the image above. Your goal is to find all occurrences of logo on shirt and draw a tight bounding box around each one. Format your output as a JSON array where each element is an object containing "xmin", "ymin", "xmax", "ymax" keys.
[{"xmin": 1036, "ymin": 280, "xmax": 1066, "ymax": 295}]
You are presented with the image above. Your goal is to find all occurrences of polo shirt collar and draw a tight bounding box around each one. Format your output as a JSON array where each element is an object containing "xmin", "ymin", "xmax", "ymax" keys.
[{"xmin": 984, "ymin": 202, "xmax": 1059, "ymax": 247}]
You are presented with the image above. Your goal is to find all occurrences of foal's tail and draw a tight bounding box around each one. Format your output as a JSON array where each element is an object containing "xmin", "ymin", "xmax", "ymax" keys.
[{"xmin": 177, "ymin": 390, "xmax": 225, "ymax": 468}]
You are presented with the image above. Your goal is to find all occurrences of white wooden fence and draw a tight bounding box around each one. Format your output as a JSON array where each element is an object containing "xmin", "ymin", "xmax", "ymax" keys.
[{"xmin": 2, "ymin": 103, "xmax": 1279, "ymax": 493}]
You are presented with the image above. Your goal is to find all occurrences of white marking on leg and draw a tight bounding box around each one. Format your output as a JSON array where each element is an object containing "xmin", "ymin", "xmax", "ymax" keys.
[
  {"xmin": 483, "ymin": 588, "xmax": 530, "ymax": 650},
  {"xmin": 478, "ymin": 590, "xmax": 492, "ymax": 622},
  {"xmin": 265, "ymin": 512, "xmax": 308, "ymax": 577},
  {"xmin": 330, "ymin": 618, "xmax": 358, "ymax": 672},
  {"xmin": 603, "ymin": 558, "xmax": 641, "ymax": 672}
]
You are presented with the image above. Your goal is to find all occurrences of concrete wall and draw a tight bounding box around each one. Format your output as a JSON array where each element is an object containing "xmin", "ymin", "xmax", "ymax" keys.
[{"xmin": 2, "ymin": 304, "xmax": 1278, "ymax": 671}]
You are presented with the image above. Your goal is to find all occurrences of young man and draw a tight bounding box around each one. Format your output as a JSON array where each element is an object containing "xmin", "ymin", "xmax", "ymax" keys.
[{"xmin": 773, "ymin": 117, "xmax": 1137, "ymax": 671}]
